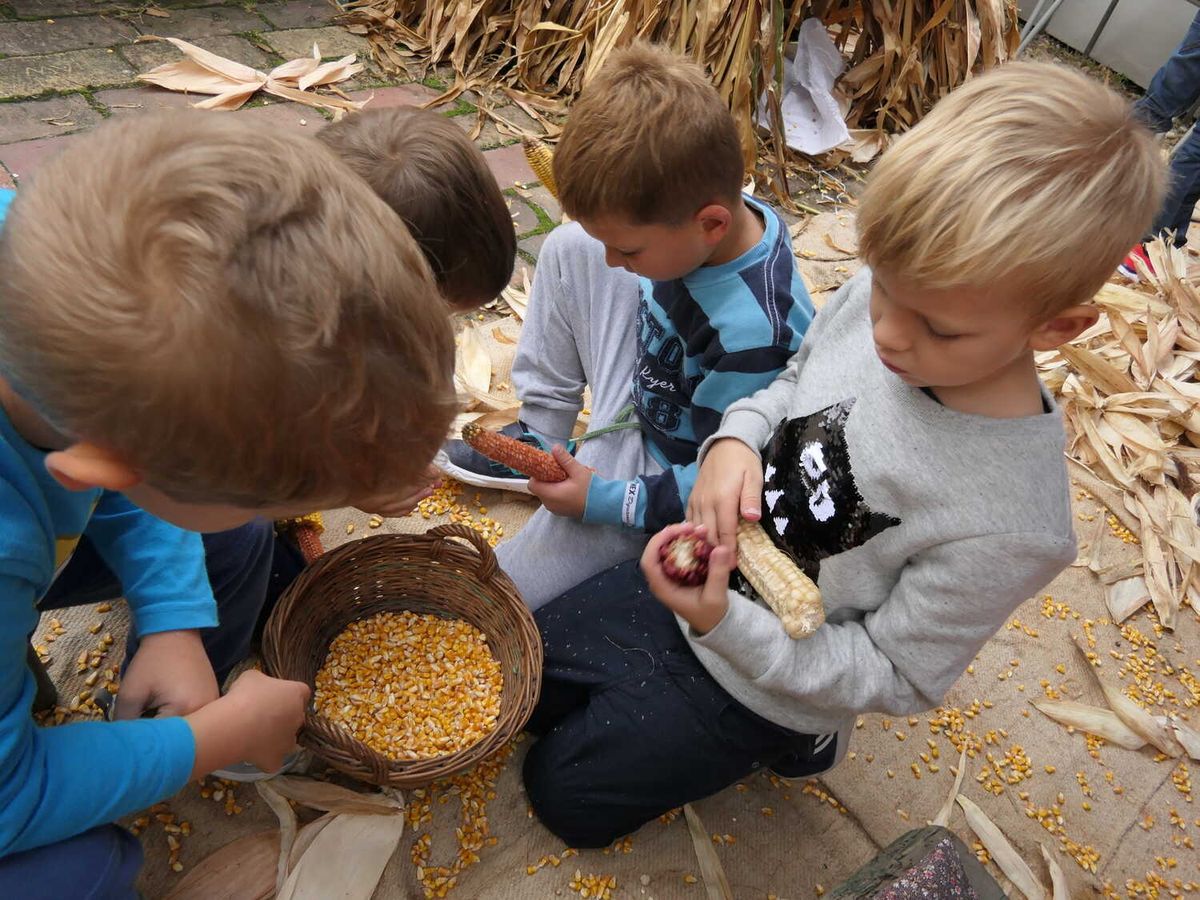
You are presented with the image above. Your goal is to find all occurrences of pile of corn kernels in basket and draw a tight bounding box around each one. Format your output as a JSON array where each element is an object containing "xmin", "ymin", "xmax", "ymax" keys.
[{"xmin": 313, "ymin": 610, "xmax": 503, "ymax": 760}]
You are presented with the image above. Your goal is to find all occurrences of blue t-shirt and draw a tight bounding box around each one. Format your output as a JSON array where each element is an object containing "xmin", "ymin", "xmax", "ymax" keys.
[
  {"xmin": 0, "ymin": 188, "xmax": 217, "ymax": 856},
  {"xmin": 584, "ymin": 195, "xmax": 815, "ymax": 531}
]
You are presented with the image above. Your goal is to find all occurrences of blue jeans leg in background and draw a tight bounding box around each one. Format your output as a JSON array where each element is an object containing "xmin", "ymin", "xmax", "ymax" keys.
[
  {"xmin": 1135, "ymin": 11, "xmax": 1200, "ymax": 132},
  {"xmin": 1155, "ymin": 126, "xmax": 1200, "ymax": 245}
]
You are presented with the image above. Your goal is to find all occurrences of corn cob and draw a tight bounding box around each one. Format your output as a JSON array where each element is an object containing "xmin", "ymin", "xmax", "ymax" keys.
[
  {"xmin": 522, "ymin": 138, "xmax": 558, "ymax": 200},
  {"xmin": 736, "ymin": 519, "xmax": 823, "ymax": 638},
  {"xmin": 462, "ymin": 422, "xmax": 567, "ymax": 482}
]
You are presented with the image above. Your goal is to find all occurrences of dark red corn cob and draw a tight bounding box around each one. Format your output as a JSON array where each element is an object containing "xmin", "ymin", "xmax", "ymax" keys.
[{"xmin": 659, "ymin": 534, "xmax": 714, "ymax": 586}]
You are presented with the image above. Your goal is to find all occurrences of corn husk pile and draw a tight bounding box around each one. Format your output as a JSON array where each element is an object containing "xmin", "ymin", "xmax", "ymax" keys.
[
  {"xmin": 335, "ymin": 0, "xmax": 1018, "ymax": 186},
  {"xmin": 1036, "ymin": 241, "xmax": 1200, "ymax": 632}
]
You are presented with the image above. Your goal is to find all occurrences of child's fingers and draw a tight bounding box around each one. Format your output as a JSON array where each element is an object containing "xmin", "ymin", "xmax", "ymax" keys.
[
  {"xmin": 739, "ymin": 468, "xmax": 763, "ymax": 521},
  {"xmin": 700, "ymin": 544, "xmax": 735, "ymax": 605}
]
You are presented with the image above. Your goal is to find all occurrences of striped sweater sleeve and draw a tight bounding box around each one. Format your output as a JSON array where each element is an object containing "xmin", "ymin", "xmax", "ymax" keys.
[{"xmin": 584, "ymin": 343, "xmax": 797, "ymax": 531}]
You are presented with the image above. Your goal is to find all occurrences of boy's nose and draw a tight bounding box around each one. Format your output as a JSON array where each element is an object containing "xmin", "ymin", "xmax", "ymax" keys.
[{"xmin": 872, "ymin": 314, "xmax": 912, "ymax": 352}]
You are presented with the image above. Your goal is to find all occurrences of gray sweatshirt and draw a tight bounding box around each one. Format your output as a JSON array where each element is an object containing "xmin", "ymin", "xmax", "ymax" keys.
[{"xmin": 689, "ymin": 269, "xmax": 1077, "ymax": 738}]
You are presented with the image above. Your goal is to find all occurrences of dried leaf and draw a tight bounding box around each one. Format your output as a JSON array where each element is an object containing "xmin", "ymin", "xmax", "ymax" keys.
[
  {"xmin": 164, "ymin": 830, "xmax": 278, "ymax": 900},
  {"xmin": 276, "ymin": 813, "xmax": 405, "ymax": 900},
  {"xmin": 682, "ymin": 804, "xmax": 733, "ymax": 900},
  {"xmin": 932, "ymin": 744, "xmax": 968, "ymax": 827},
  {"xmin": 1040, "ymin": 844, "xmax": 1070, "ymax": 900},
  {"xmin": 955, "ymin": 794, "xmax": 1046, "ymax": 900},
  {"xmin": 1032, "ymin": 699, "xmax": 1146, "ymax": 750},
  {"xmin": 491, "ymin": 325, "xmax": 517, "ymax": 345},
  {"xmin": 257, "ymin": 781, "xmax": 298, "ymax": 897},
  {"xmin": 266, "ymin": 775, "xmax": 402, "ymax": 815}
]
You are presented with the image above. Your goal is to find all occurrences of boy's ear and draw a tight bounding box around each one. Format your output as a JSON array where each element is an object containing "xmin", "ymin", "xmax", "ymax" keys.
[
  {"xmin": 44, "ymin": 443, "xmax": 142, "ymax": 493},
  {"xmin": 1028, "ymin": 304, "xmax": 1100, "ymax": 351},
  {"xmin": 695, "ymin": 204, "xmax": 732, "ymax": 245}
]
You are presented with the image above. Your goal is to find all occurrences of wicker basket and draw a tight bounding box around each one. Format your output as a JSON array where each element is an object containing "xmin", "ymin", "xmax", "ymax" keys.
[{"xmin": 262, "ymin": 525, "xmax": 542, "ymax": 788}]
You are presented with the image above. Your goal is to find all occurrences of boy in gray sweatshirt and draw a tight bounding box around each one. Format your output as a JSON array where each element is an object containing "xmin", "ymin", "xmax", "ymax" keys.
[{"xmin": 521, "ymin": 62, "xmax": 1166, "ymax": 849}]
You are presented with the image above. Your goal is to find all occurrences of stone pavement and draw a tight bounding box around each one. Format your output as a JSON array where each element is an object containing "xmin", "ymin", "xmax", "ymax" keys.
[{"xmin": 0, "ymin": 0, "xmax": 557, "ymax": 257}]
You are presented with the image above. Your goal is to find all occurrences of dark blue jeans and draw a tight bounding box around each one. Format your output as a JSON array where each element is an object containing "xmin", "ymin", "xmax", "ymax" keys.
[
  {"xmin": 1136, "ymin": 11, "xmax": 1200, "ymax": 246},
  {"xmin": 522, "ymin": 559, "xmax": 836, "ymax": 848},
  {"xmin": 2, "ymin": 519, "xmax": 304, "ymax": 899}
]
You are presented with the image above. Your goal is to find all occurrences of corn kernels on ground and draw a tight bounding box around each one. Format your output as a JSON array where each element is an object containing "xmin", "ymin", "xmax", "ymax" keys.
[{"xmin": 313, "ymin": 611, "xmax": 503, "ymax": 760}]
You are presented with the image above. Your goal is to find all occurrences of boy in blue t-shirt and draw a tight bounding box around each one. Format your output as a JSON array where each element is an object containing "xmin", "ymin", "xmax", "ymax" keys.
[
  {"xmin": 440, "ymin": 42, "xmax": 814, "ymax": 610},
  {"xmin": 0, "ymin": 112, "xmax": 458, "ymax": 897}
]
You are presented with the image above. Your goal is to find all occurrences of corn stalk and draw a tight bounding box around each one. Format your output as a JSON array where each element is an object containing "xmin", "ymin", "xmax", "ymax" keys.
[{"xmin": 335, "ymin": 0, "xmax": 1018, "ymax": 193}]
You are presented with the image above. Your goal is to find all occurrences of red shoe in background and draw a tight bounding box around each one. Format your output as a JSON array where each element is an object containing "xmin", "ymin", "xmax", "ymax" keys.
[{"xmin": 1117, "ymin": 244, "xmax": 1154, "ymax": 282}]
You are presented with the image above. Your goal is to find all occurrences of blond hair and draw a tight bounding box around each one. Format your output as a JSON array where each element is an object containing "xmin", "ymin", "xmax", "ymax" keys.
[
  {"xmin": 0, "ymin": 112, "xmax": 457, "ymax": 509},
  {"xmin": 318, "ymin": 107, "xmax": 515, "ymax": 310},
  {"xmin": 554, "ymin": 41, "xmax": 744, "ymax": 224},
  {"xmin": 858, "ymin": 62, "xmax": 1165, "ymax": 315}
]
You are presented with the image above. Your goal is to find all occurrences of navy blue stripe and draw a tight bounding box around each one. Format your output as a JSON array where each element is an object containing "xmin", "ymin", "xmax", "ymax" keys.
[{"xmin": 644, "ymin": 468, "xmax": 684, "ymax": 533}]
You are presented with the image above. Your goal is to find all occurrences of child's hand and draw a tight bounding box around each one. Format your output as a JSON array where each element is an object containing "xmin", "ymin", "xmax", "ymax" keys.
[
  {"xmin": 528, "ymin": 445, "xmax": 593, "ymax": 519},
  {"xmin": 116, "ymin": 629, "xmax": 218, "ymax": 720},
  {"xmin": 641, "ymin": 523, "xmax": 733, "ymax": 636},
  {"xmin": 186, "ymin": 669, "xmax": 311, "ymax": 779},
  {"xmin": 687, "ymin": 438, "xmax": 763, "ymax": 551},
  {"xmin": 358, "ymin": 464, "xmax": 441, "ymax": 518}
]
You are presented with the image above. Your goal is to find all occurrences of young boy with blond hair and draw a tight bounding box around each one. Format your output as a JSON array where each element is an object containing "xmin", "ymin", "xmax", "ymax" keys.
[
  {"xmin": 520, "ymin": 62, "xmax": 1165, "ymax": 848},
  {"xmin": 0, "ymin": 111, "xmax": 457, "ymax": 895},
  {"xmin": 441, "ymin": 42, "xmax": 814, "ymax": 608}
]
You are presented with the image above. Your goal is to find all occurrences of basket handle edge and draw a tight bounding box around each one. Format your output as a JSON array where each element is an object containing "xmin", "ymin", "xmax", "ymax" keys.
[{"xmin": 426, "ymin": 523, "xmax": 500, "ymax": 583}]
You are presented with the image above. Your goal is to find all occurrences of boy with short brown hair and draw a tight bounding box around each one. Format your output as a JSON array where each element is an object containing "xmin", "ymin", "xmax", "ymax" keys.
[
  {"xmin": 0, "ymin": 111, "xmax": 457, "ymax": 895},
  {"xmin": 520, "ymin": 62, "xmax": 1165, "ymax": 849},
  {"xmin": 318, "ymin": 106, "xmax": 516, "ymax": 310},
  {"xmin": 441, "ymin": 42, "xmax": 814, "ymax": 609}
]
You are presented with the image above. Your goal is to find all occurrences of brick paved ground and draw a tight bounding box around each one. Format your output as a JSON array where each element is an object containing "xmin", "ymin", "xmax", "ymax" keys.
[{"xmin": 0, "ymin": 0, "xmax": 555, "ymax": 251}]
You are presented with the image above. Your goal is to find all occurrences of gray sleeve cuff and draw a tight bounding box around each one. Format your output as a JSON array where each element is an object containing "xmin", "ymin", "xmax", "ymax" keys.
[{"xmin": 697, "ymin": 408, "xmax": 772, "ymax": 467}]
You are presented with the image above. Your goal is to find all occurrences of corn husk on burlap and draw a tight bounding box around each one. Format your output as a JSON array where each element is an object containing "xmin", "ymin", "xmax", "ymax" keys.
[{"xmin": 1036, "ymin": 241, "xmax": 1200, "ymax": 632}]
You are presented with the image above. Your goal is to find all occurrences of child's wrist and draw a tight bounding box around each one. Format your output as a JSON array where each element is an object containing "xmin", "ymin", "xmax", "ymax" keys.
[{"xmin": 185, "ymin": 693, "xmax": 251, "ymax": 779}]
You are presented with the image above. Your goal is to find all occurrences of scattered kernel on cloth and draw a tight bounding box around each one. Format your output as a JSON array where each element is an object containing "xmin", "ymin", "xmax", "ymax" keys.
[{"xmin": 313, "ymin": 611, "xmax": 502, "ymax": 760}]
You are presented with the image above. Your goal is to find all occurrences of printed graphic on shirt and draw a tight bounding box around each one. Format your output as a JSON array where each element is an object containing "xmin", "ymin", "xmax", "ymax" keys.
[
  {"xmin": 633, "ymin": 289, "xmax": 688, "ymax": 437},
  {"xmin": 755, "ymin": 398, "xmax": 900, "ymax": 580}
]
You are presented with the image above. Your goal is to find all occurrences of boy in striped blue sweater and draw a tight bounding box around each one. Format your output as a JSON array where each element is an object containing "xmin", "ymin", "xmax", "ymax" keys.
[{"xmin": 441, "ymin": 42, "xmax": 814, "ymax": 609}]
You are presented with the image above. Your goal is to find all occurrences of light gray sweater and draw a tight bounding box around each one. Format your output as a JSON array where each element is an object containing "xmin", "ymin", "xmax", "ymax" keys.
[{"xmin": 689, "ymin": 269, "xmax": 1077, "ymax": 739}]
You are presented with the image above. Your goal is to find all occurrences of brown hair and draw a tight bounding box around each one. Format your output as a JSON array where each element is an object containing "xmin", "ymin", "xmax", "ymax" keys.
[
  {"xmin": 318, "ymin": 106, "xmax": 515, "ymax": 309},
  {"xmin": 553, "ymin": 41, "xmax": 745, "ymax": 225},
  {"xmin": 0, "ymin": 111, "xmax": 458, "ymax": 509},
  {"xmin": 858, "ymin": 62, "xmax": 1165, "ymax": 316}
]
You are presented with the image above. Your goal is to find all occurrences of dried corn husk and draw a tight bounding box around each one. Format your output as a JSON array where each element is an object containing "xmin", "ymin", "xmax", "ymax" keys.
[
  {"xmin": 1032, "ymin": 699, "xmax": 1146, "ymax": 750},
  {"xmin": 1039, "ymin": 241, "xmax": 1200, "ymax": 630},
  {"xmin": 138, "ymin": 38, "xmax": 365, "ymax": 113},
  {"xmin": 277, "ymin": 813, "xmax": 406, "ymax": 900},
  {"xmin": 932, "ymin": 744, "xmax": 968, "ymax": 827},
  {"xmin": 955, "ymin": 794, "xmax": 1046, "ymax": 900},
  {"xmin": 1171, "ymin": 716, "xmax": 1200, "ymax": 760},
  {"xmin": 683, "ymin": 804, "xmax": 733, "ymax": 900},
  {"xmin": 266, "ymin": 775, "xmax": 403, "ymax": 815},
  {"xmin": 1040, "ymin": 844, "xmax": 1070, "ymax": 900},
  {"xmin": 1073, "ymin": 638, "xmax": 1184, "ymax": 757},
  {"xmin": 455, "ymin": 322, "xmax": 493, "ymax": 395},
  {"xmin": 289, "ymin": 814, "xmax": 335, "ymax": 871},
  {"xmin": 335, "ymin": 0, "xmax": 1017, "ymax": 191},
  {"xmin": 164, "ymin": 830, "xmax": 279, "ymax": 900},
  {"xmin": 257, "ymin": 781, "xmax": 298, "ymax": 897}
]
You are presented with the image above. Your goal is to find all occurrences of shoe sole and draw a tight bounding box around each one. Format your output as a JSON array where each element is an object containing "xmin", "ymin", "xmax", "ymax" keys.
[
  {"xmin": 435, "ymin": 450, "xmax": 532, "ymax": 494},
  {"xmin": 1117, "ymin": 263, "xmax": 1140, "ymax": 283},
  {"xmin": 212, "ymin": 751, "xmax": 305, "ymax": 782}
]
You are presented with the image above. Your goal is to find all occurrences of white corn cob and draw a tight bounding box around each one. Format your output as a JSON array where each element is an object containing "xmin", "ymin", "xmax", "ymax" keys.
[{"xmin": 736, "ymin": 519, "xmax": 824, "ymax": 639}]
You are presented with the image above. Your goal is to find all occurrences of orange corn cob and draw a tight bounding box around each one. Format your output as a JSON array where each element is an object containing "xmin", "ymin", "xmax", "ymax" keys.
[
  {"xmin": 522, "ymin": 138, "xmax": 558, "ymax": 199},
  {"xmin": 462, "ymin": 422, "xmax": 567, "ymax": 482}
]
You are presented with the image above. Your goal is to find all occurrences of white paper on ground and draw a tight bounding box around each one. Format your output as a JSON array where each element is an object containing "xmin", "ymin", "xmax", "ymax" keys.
[{"xmin": 758, "ymin": 18, "xmax": 850, "ymax": 157}]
